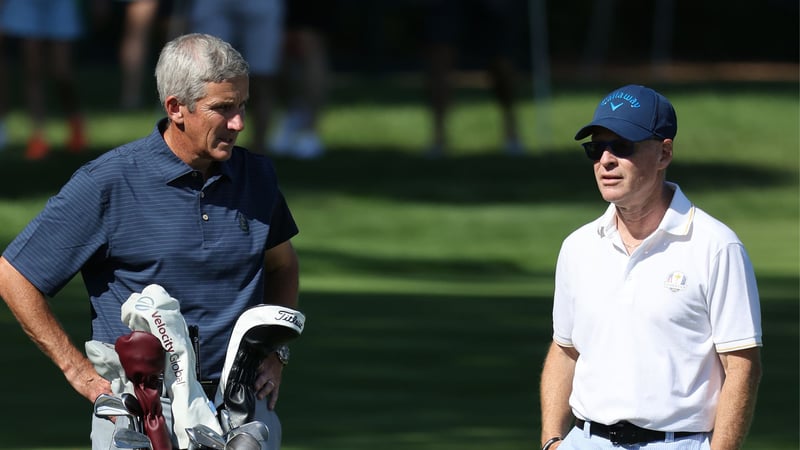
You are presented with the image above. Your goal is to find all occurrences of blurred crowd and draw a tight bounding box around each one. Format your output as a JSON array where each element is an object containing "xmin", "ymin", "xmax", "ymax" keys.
[
  {"xmin": 0, "ymin": 0, "xmax": 530, "ymax": 161},
  {"xmin": 0, "ymin": 1, "xmax": 796, "ymax": 161}
]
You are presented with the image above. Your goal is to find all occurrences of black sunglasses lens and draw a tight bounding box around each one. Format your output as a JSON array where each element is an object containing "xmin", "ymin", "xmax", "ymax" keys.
[
  {"xmin": 582, "ymin": 140, "xmax": 634, "ymax": 160},
  {"xmin": 582, "ymin": 142, "xmax": 603, "ymax": 160},
  {"xmin": 610, "ymin": 141, "xmax": 635, "ymax": 158}
]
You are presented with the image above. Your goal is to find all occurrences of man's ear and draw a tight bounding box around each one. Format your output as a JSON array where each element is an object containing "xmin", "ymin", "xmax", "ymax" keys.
[
  {"xmin": 165, "ymin": 96, "xmax": 184, "ymax": 124},
  {"xmin": 658, "ymin": 139, "xmax": 673, "ymax": 169}
]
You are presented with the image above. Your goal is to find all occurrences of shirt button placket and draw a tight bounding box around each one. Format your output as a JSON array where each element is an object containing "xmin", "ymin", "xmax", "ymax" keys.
[{"xmin": 200, "ymin": 190, "xmax": 208, "ymax": 221}]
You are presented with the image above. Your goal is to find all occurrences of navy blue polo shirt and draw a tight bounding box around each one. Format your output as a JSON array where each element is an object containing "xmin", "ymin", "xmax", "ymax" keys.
[{"xmin": 3, "ymin": 119, "xmax": 298, "ymax": 379}]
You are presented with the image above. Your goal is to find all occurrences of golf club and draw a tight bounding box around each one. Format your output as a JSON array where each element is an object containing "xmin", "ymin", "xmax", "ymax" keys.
[
  {"xmin": 219, "ymin": 408, "xmax": 232, "ymax": 435},
  {"xmin": 94, "ymin": 393, "xmax": 137, "ymax": 431},
  {"xmin": 113, "ymin": 428, "xmax": 153, "ymax": 450},
  {"xmin": 224, "ymin": 432, "xmax": 261, "ymax": 450},
  {"xmin": 186, "ymin": 427, "xmax": 202, "ymax": 450},
  {"xmin": 186, "ymin": 424, "xmax": 226, "ymax": 450},
  {"xmin": 122, "ymin": 392, "xmax": 145, "ymax": 434},
  {"xmin": 229, "ymin": 421, "xmax": 268, "ymax": 442}
]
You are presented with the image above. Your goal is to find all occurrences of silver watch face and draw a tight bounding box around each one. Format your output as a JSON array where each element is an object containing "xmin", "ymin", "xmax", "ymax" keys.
[{"xmin": 276, "ymin": 345, "xmax": 290, "ymax": 365}]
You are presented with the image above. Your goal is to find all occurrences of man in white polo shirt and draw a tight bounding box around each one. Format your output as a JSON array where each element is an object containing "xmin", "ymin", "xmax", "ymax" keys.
[{"xmin": 539, "ymin": 85, "xmax": 762, "ymax": 450}]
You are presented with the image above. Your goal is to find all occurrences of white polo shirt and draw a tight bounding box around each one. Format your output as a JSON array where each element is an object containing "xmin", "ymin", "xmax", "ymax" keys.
[{"xmin": 552, "ymin": 182, "xmax": 762, "ymax": 432}]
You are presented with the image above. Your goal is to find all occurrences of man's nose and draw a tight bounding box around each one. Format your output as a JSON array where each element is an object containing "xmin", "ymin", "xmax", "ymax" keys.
[{"xmin": 229, "ymin": 112, "xmax": 245, "ymax": 131}]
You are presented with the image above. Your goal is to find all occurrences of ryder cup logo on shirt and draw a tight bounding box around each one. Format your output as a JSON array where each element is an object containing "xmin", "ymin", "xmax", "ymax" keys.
[{"xmin": 664, "ymin": 271, "xmax": 688, "ymax": 292}]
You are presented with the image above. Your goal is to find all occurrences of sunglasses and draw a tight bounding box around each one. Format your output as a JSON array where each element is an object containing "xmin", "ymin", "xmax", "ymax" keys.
[
  {"xmin": 582, "ymin": 136, "xmax": 665, "ymax": 161},
  {"xmin": 581, "ymin": 139, "xmax": 637, "ymax": 161}
]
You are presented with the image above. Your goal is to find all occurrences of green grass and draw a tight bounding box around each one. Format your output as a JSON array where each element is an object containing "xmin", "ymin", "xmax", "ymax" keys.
[{"xmin": 0, "ymin": 72, "xmax": 797, "ymax": 449}]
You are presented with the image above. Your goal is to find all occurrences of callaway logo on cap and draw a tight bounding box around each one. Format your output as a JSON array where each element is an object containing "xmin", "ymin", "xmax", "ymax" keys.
[{"xmin": 574, "ymin": 84, "xmax": 678, "ymax": 142}]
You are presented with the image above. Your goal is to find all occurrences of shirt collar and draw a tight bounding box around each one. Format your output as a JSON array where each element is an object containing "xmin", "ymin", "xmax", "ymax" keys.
[
  {"xmin": 148, "ymin": 119, "xmax": 234, "ymax": 184},
  {"xmin": 659, "ymin": 182, "xmax": 695, "ymax": 237},
  {"xmin": 596, "ymin": 181, "xmax": 695, "ymax": 239}
]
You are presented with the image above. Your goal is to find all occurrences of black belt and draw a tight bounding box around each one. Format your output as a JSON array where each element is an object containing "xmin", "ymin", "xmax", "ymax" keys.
[{"xmin": 576, "ymin": 419, "xmax": 699, "ymax": 446}]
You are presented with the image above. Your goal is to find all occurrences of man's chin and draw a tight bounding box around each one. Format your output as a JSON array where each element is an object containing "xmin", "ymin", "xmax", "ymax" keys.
[
  {"xmin": 599, "ymin": 188, "xmax": 624, "ymax": 204},
  {"xmin": 211, "ymin": 143, "xmax": 235, "ymax": 160}
]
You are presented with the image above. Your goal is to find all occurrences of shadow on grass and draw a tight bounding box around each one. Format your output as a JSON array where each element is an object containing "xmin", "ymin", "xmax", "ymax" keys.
[
  {"xmin": 0, "ymin": 145, "xmax": 795, "ymax": 205},
  {"xmin": 300, "ymin": 247, "xmax": 531, "ymax": 280},
  {"xmin": 276, "ymin": 147, "xmax": 798, "ymax": 206},
  {"xmin": 0, "ymin": 271, "xmax": 796, "ymax": 449}
]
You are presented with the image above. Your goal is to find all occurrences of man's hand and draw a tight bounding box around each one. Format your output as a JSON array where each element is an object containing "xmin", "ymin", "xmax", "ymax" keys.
[
  {"xmin": 64, "ymin": 356, "xmax": 113, "ymax": 403},
  {"xmin": 253, "ymin": 352, "xmax": 284, "ymax": 410}
]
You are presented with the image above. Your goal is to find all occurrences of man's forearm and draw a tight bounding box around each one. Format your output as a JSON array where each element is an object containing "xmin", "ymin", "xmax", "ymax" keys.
[
  {"xmin": 263, "ymin": 263, "xmax": 299, "ymax": 308},
  {"xmin": 0, "ymin": 257, "xmax": 109, "ymax": 402},
  {"xmin": 540, "ymin": 341, "xmax": 578, "ymax": 445},
  {"xmin": 262, "ymin": 241, "xmax": 300, "ymax": 308},
  {"xmin": 711, "ymin": 348, "xmax": 762, "ymax": 450}
]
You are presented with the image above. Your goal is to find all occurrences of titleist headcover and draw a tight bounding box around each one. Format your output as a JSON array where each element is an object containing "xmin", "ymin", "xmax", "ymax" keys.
[{"xmin": 216, "ymin": 305, "xmax": 305, "ymax": 428}]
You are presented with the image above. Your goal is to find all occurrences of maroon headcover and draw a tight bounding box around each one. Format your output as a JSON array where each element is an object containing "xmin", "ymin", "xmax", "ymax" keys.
[{"xmin": 116, "ymin": 331, "xmax": 172, "ymax": 450}]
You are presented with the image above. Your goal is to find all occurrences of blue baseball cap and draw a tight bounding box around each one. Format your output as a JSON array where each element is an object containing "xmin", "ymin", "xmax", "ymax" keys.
[{"xmin": 574, "ymin": 84, "xmax": 677, "ymax": 142}]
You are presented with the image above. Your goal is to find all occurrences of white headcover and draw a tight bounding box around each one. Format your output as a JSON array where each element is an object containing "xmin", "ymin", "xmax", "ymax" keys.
[
  {"xmin": 215, "ymin": 305, "xmax": 305, "ymax": 406},
  {"xmin": 121, "ymin": 284, "xmax": 223, "ymax": 448},
  {"xmin": 85, "ymin": 340, "xmax": 135, "ymax": 395}
]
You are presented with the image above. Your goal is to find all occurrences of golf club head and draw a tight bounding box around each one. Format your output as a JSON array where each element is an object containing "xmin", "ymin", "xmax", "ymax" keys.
[
  {"xmin": 121, "ymin": 392, "xmax": 144, "ymax": 433},
  {"xmin": 186, "ymin": 427, "xmax": 202, "ymax": 450},
  {"xmin": 121, "ymin": 393, "xmax": 143, "ymax": 415},
  {"xmin": 94, "ymin": 394, "xmax": 130, "ymax": 419},
  {"xmin": 230, "ymin": 421, "xmax": 268, "ymax": 442},
  {"xmin": 224, "ymin": 432, "xmax": 262, "ymax": 450},
  {"xmin": 187, "ymin": 424, "xmax": 226, "ymax": 450},
  {"xmin": 218, "ymin": 408, "xmax": 232, "ymax": 435},
  {"xmin": 113, "ymin": 428, "xmax": 153, "ymax": 449}
]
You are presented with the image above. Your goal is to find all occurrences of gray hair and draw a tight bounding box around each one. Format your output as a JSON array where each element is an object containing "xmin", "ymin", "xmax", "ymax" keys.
[{"xmin": 155, "ymin": 33, "xmax": 249, "ymax": 112}]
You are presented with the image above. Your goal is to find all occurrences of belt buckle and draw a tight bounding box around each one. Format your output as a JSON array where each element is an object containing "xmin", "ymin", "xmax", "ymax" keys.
[{"xmin": 607, "ymin": 423, "xmax": 632, "ymax": 446}]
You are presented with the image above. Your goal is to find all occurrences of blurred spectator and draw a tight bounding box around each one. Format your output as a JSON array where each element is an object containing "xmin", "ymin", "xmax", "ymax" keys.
[
  {"xmin": 270, "ymin": 0, "xmax": 332, "ymax": 160},
  {"xmin": 190, "ymin": 0, "xmax": 285, "ymax": 155},
  {"xmin": 118, "ymin": 0, "xmax": 160, "ymax": 110},
  {"xmin": 117, "ymin": 0, "xmax": 188, "ymax": 110},
  {"xmin": 0, "ymin": 31, "xmax": 7, "ymax": 151},
  {"xmin": 0, "ymin": 0, "xmax": 87, "ymax": 160},
  {"xmin": 422, "ymin": 0, "xmax": 524, "ymax": 157}
]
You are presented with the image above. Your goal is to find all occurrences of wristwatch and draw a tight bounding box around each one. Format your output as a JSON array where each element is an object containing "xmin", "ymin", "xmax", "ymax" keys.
[{"xmin": 275, "ymin": 345, "xmax": 290, "ymax": 366}]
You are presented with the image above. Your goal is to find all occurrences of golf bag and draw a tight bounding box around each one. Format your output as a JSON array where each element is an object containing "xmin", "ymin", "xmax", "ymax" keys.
[{"xmin": 89, "ymin": 284, "xmax": 306, "ymax": 450}]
